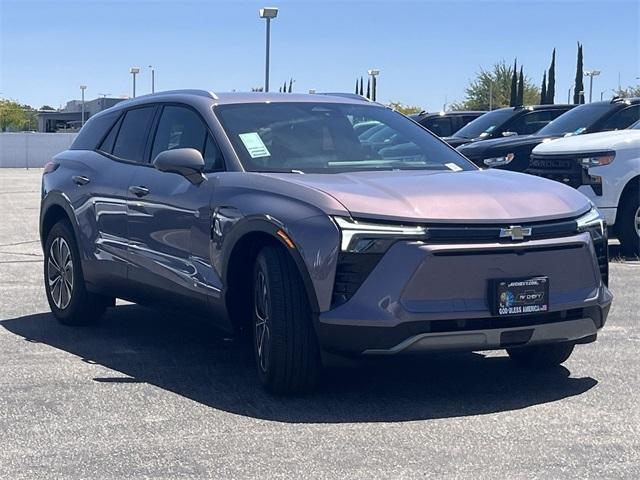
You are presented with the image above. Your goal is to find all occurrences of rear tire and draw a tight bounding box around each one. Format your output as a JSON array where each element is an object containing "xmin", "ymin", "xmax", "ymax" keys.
[
  {"xmin": 252, "ymin": 244, "xmax": 321, "ymax": 394},
  {"xmin": 44, "ymin": 220, "xmax": 113, "ymax": 325},
  {"xmin": 617, "ymin": 183, "xmax": 640, "ymax": 256},
  {"xmin": 507, "ymin": 342, "xmax": 574, "ymax": 368}
]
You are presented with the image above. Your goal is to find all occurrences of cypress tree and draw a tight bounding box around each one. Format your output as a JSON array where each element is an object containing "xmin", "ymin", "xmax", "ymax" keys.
[
  {"xmin": 355, "ymin": 78, "xmax": 358, "ymax": 94},
  {"xmin": 510, "ymin": 59, "xmax": 518, "ymax": 107},
  {"xmin": 547, "ymin": 48, "xmax": 556, "ymax": 104},
  {"xmin": 517, "ymin": 66, "xmax": 524, "ymax": 106},
  {"xmin": 366, "ymin": 78, "xmax": 370, "ymax": 99},
  {"xmin": 288, "ymin": 78, "xmax": 293, "ymax": 93},
  {"xmin": 540, "ymin": 71, "xmax": 547, "ymax": 104},
  {"xmin": 359, "ymin": 77, "xmax": 364, "ymax": 96},
  {"xmin": 372, "ymin": 76, "xmax": 377, "ymax": 101},
  {"xmin": 283, "ymin": 81, "xmax": 287, "ymax": 93},
  {"xmin": 574, "ymin": 42, "xmax": 584, "ymax": 104}
]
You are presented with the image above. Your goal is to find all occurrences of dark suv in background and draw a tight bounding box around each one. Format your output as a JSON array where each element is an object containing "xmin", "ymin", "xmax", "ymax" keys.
[
  {"xmin": 459, "ymin": 98, "xmax": 640, "ymax": 171},
  {"xmin": 443, "ymin": 104, "xmax": 575, "ymax": 148},
  {"xmin": 409, "ymin": 111, "xmax": 485, "ymax": 137},
  {"xmin": 40, "ymin": 91, "xmax": 612, "ymax": 394}
]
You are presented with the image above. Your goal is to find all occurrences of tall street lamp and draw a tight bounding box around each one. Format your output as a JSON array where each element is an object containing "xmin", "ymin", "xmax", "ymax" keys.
[
  {"xmin": 129, "ymin": 67, "xmax": 140, "ymax": 98},
  {"xmin": 259, "ymin": 7, "xmax": 278, "ymax": 92},
  {"xmin": 80, "ymin": 85, "xmax": 87, "ymax": 127},
  {"xmin": 368, "ymin": 69, "xmax": 379, "ymax": 101},
  {"xmin": 148, "ymin": 65, "xmax": 155, "ymax": 93},
  {"xmin": 584, "ymin": 70, "xmax": 601, "ymax": 103}
]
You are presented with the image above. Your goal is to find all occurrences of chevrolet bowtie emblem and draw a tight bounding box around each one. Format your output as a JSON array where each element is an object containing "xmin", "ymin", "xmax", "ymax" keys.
[{"xmin": 500, "ymin": 225, "xmax": 532, "ymax": 241}]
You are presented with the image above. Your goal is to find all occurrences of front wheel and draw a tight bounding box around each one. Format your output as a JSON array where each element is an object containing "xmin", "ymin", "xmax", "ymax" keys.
[
  {"xmin": 44, "ymin": 220, "xmax": 113, "ymax": 325},
  {"xmin": 507, "ymin": 342, "xmax": 575, "ymax": 368},
  {"xmin": 252, "ymin": 244, "xmax": 321, "ymax": 394}
]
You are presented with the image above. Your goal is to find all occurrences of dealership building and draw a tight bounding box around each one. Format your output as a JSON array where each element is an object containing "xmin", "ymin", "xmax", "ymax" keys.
[{"xmin": 37, "ymin": 97, "xmax": 125, "ymax": 132}]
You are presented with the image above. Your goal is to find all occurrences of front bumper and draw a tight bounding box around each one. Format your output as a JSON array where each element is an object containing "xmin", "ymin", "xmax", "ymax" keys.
[{"xmin": 317, "ymin": 234, "xmax": 613, "ymax": 355}]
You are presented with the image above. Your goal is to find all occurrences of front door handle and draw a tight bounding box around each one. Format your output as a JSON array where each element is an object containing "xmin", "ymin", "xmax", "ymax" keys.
[
  {"xmin": 129, "ymin": 185, "xmax": 150, "ymax": 197},
  {"xmin": 72, "ymin": 175, "xmax": 90, "ymax": 186}
]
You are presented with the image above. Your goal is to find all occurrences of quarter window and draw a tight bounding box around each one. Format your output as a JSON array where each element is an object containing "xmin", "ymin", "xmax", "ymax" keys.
[{"xmin": 112, "ymin": 107, "xmax": 156, "ymax": 162}]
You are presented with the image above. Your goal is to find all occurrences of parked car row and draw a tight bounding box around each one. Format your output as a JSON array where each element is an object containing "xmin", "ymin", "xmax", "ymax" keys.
[{"xmin": 447, "ymin": 98, "xmax": 640, "ymax": 255}]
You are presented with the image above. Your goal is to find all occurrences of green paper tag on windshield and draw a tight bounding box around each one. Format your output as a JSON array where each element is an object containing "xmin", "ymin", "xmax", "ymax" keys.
[{"xmin": 239, "ymin": 132, "xmax": 271, "ymax": 158}]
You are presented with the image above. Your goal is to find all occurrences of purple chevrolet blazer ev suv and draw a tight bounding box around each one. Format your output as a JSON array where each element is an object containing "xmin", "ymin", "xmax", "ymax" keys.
[{"xmin": 40, "ymin": 91, "xmax": 612, "ymax": 393}]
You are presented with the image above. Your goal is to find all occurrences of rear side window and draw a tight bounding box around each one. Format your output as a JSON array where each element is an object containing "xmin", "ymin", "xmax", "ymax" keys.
[
  {"xmin": 112, "ymin": 107, "xmax": 156, "ymax": 162},
  {"xmin": 70, "ymin": 110, "xmax": 121, "ymax": 150},
  {"xmin": 601, "ymin": 105, "xmax": 640, "ymax": 131}
]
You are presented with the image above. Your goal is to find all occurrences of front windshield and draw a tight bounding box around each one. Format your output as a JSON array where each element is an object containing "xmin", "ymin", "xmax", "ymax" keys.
[
  {"xmin": 453, "ymin": 108, "xmax": 515, "ymax": 139},
  {"xmin": 215, "ymin": 102, "xmax": 475, "ymax": 174},
  {"xmin": 537, "ymin": 103, "xmax": 611, "ymax": 136},
  {"xmin": 631, "ymin": 120, "xmax": 640, "ymax": 130}
]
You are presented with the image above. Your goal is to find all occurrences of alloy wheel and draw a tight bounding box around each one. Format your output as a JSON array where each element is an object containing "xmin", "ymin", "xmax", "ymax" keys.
[
  {"xmin": 635, "ymin": 206, "xmax": 640, "ymax": 238},
  {"xmin": 254, "ymin": 269, "xmax": 271, "ymax": 373},
  {"xmin": 47, "ymin": 237, "xmax": 74, "ymax": 310}
]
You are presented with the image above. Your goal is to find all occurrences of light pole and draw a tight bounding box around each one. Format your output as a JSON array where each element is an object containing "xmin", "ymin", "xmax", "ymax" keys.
[
  {"xmin": 259, "ymin": 7, "xmax": 278, "ymax": 92},
  {"xmin": 80, "ymin": 85, "xmax": 87, "ymax": 127},
  {"xmin": 148, "ymin": 65, "xmax": 155, "ymax": 93},
  {"xmin": 129, "ymin": 67, "xmax": 140, "ymax": 98},
  {"xmin": 584, "ymin": 70, "xmax": 601, "ymax": 103},
  {"xmin": 368, "ymin": 69, "xmax": 380, "ymax": 101}
]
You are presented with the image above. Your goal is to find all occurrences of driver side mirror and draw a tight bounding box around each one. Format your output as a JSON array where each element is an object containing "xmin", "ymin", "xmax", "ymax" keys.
[
  {"xmin": 502, "ymin": 131, "xmax": 518, "ymax": 137},
  {"xmin": 153, "ymin": 148, "xmax": 206, "ymax": 185}
]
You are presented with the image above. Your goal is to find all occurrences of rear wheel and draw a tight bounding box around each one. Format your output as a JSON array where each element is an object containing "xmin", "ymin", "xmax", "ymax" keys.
[
  {"xmin": 252, "ymin": 244, "xmax": 320, "ymax": 394},
  {"xmin": 44, "ymin": 220, "xmax": 113, "ymax": 325},
  {"xmin": 507, "ymin": 342, "xmax": 575, "ymax": 368},
  {"xmin": 617, "ymin": 184, "xmax": 640, "ymax": 256}
]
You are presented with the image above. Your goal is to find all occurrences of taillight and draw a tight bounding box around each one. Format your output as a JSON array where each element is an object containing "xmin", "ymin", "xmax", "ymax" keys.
[{"xmin": 43, "ymin": 161, "xmax": 59, "ymax": 174}]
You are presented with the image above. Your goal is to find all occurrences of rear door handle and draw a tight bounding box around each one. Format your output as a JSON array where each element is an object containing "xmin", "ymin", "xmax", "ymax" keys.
[
  {"xmin": 72, "ymin": 175, "xmax": 90, "ymax": 186},
  {"xmin": 129, "ymin": 185, "xmax": 150, "ymax": 197}
]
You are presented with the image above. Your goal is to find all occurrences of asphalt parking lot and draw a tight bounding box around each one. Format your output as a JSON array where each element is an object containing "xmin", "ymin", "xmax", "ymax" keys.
[{"xmin": 0, "ymin": 168, "xmax": 639, "ymax": 479}]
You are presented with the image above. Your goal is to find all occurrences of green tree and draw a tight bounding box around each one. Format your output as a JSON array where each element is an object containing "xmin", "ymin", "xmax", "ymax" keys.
[
  {"xmin": 366, "ymin": 78, "xmax": 370, "ymax": 99},
  {"xmin": 40, "ymin": 105, "xmax": 55, "ymax": 111},
  {"xmin": 540, "ymin": 71, "xmax": 547, "ymax": 104},
  {"xmin": 355, "ymin": 78, "xmax": 359, "ymax": 94},
  {"xmin": 0, "ymin": 99, "xmax": 27, "ymax": 132},
  {"xmin": 574, "ymin": 42, "xmax": 584, "ymax": 104},
  {"xmin": 288, "ymin": 78, "xmax": 293, "ymax": 93},
  {"xmin": 547, "ymin": 48, "xmax": 556, "ymax": 104},
  {"xmin": 452, "ymin": 60, "xmax": 540, "ymax": 111},
  {"xmin": 359, "ymin": 77, "xmax": 364, "ymax": 96},
  {"xmin": 387, "ymin": 101, "xmax": 422, "ymax": 115},
  {"xmin": 517, "ymin": 66, "xmax": 524, "ymax": 106},
  {"xmin": 613, "ymin": 85, "xmax": 640, "ymax": 98},
  {"xmin": 509, "ymin": 59, "xmax": 518, "ymax": 107}
]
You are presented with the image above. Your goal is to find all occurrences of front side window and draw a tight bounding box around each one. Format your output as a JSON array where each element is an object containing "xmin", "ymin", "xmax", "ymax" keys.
[
  {"xmin": 215, "ymin": 102, "xmax": 475, "ymax": 174},
  {"xmin": 112, "ymin": 107, "xmax": 156, "ymax": 162},
  {"xmin": 421, "ymin": 116, "xmax": 454, "ymax": 137}
]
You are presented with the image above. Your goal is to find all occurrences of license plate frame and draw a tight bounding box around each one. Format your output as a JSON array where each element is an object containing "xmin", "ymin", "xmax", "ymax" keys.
[{"xmin": 490, "ymin": 276, "xmax": 549, "ymax": 316}]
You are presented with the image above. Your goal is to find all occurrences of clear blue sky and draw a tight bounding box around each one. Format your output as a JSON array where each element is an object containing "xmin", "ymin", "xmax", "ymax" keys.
[{"xmin": 1, "ymin": 0, "xmax": 638, "ymax": 111}]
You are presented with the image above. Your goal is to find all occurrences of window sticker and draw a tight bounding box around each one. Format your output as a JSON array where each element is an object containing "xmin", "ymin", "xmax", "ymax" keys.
[
  {"xmin": 238, "ymin": 132, "xmax": 271, "ymax": 158},
  {"xmin": 445, "ymin": 162, "xmax": 463, "ymax": 172}
]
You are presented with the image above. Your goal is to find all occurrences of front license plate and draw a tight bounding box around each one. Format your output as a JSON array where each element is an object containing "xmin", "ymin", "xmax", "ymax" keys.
[{"xmin": 490, "ymin": 276, "xmax": 549, "ymax": 316}]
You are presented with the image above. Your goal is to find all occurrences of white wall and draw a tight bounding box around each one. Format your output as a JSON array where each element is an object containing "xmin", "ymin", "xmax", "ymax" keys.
[{"xmin": 0, "ymin": 133, "xmax": 78, "ymax": 168}]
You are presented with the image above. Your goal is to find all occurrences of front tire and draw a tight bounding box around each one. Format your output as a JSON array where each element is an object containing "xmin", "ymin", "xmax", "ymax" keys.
[
  {"xmin": 617, "ymin": 183, "xmax": 640, "ymax": 256},
  {"xmin": 44, "ymin": 220, "xmax": 112, "ymax": 325},
  {"xmin": 507, "ymin": 342, "xmax": 575, "ymax": 368},
  {"xmin": 252, "ymin": 244, "xmax": 321, "ymax": 394}
]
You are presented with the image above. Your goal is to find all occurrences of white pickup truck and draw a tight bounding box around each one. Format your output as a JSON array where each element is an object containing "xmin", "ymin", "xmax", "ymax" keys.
[{"xmin": 529, "ymin": 122, "xmax": 640, "ymax": 255}]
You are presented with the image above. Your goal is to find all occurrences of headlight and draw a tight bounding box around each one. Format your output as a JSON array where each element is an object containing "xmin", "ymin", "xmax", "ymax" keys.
[
  {"xmin": 578, "ymin": 152, "xmax": 615, "ymax": 167},
  {"xmin": 576, "ymin": 206, "xmax": 605, "ymax": 239},
  {"xmin": 483, "ymin": 153, "xmax": 515, "ymax": 167},
  {"xmin": 333, "ymin": 217, "xmax": 427, "ymax": 252}
]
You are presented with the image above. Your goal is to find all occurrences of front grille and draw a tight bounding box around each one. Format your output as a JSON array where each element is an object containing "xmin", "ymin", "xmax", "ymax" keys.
[
  {"xmin": 528, "ymin": 154, "xmax": 586, "ymax": 188},
  {"xmin": 593, "ymin": 228, "xmax": 609, "ymax": 286}
]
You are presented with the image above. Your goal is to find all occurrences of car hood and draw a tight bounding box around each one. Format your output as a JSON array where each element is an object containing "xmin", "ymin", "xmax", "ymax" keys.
[
  {"xmin": 533, "ymin": 129, "xmax": 640, "ymax": 155},
  {"xmin": 264, "ymin": 169, "xmax": 590, "ymax": 224},
  {"xmin": 457, "ymin": 134, "xmax": 558, "ymax": 156}
]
